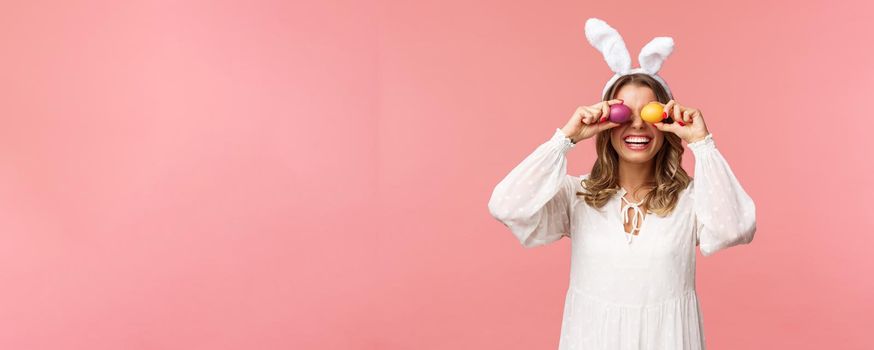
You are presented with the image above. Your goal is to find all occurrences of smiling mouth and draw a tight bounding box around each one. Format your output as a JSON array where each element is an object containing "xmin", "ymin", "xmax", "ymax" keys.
[
  {"xmin": 623, "ymin": 136, "xmax": 652, "ymax": 145},
  {"xmin": 623, "ymin": 135, "xmax": 652, "ymax": 151}
]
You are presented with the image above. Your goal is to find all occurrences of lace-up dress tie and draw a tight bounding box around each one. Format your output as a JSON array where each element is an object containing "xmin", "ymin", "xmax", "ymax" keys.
[{"xmin": 619, "ymin": 195, "xmax": 645, "ymax": 244}]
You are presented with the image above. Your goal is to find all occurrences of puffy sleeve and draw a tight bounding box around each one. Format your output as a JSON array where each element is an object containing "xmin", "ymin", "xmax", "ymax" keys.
[
  {"xmin": 688, "ymin": 133, "xmax": 757, "ymax": 257},
  {"xmin": 487, "ymin": 128, "xmax": 580, "ymax": 248}
]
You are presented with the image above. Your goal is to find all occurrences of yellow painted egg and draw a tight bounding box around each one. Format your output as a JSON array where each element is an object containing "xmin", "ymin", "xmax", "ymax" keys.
[{"xmin": 640, "ymin": 102, "xmax": 666, "ymax": 123}]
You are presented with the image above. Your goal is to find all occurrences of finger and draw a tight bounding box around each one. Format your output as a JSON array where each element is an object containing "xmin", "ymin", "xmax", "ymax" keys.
[
  {"xmin": 576, "ymin": 107, "xmax": 593, "ymax": 123},
  {"xmin": 596, "ymin": 121, "xmax": 621, "ymax": 132},
  {"xmin": 661, "ymin": 100, "xmax": 674, "ymax": 123},
  {"xmin": 582, "ymin": 110, "xmax": 599, "ymax": 125},
  {"xmin": 574, "ymin": 107, "xmax": 588, "ymax": 122},
  {"xmin": 595, "ymin": 99, "xmax": 623, "ymax": 108},
  {"xmin": 672, "ymin": 100, "xmax": 690, "ymax": 113},
  {"xmin": 682, "ymin": 110, "xmax": 693, "ymax": 124},
  {"xmin": 664, "ymin": 100, "xmax": 675, "ymax": 114},
  {"xmin": 671, "ymin": 102, "xmax": 682, "ymax": 126},
  {"xmin": 675, "ymin": 103, "xmax": 695, "ymax": 123},
  {"xmin": 584, "ymin": 105, "xmax": 602, "ymax": 119},
  {"xmin": 689, "ymin": 109, "xmax": 703, "ymax": 124},
  {"xmin": 598, "ymin": 99, "xmax": 624, "ymax": 123}
]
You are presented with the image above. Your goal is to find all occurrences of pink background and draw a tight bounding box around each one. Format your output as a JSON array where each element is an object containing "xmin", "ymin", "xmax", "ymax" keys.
[{"xmin": 0, "ymin": 0, "xmax": 871, "ymax": 349}]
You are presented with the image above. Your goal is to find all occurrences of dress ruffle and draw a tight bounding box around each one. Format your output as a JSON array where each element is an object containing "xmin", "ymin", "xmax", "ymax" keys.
[{"xmin": 558, "ymin": 287, "xmax": 706, "ymax": 350}]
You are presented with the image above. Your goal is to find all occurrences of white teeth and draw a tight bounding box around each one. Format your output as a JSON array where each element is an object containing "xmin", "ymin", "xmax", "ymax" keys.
[{"xmin": 624, "ymin": 136, "xmax": 651, "ymax": 143}]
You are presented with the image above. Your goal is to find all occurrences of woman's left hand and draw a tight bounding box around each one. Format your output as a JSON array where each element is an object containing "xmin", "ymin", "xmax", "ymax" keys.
[{"xmin": 653, "ymin": 100, "xmax": 710, "ymax": 143}]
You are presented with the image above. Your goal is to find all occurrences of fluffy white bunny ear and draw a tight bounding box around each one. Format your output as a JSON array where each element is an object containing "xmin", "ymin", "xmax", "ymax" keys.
[
  {"xmin": 585, "ymin": 18, "xmax": 632, "ymax": 75},
  {"xmin": 638, "ymin": 37, "xmax": 674, "ymax": 74}
]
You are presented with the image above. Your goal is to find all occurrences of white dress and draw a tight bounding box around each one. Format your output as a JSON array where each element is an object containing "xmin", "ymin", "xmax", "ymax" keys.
[{"xmin": 487, "ymin": 128, "xmax": 757, "ymax": 350}]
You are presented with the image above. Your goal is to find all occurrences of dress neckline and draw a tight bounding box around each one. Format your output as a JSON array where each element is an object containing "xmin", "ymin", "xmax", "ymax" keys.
[
  {"xmin": 617, "ymin": 186, "xmax": 644, "ymax": 203},
  {"xmin": 617, "ymin": 186, "xmax": 648, "ymax": 244}
]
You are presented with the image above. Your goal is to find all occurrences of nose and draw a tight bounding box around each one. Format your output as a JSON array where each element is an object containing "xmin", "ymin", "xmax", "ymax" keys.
[{"xmin": 629, "ymin": 111, "xmax": 646, "ymax": 128}]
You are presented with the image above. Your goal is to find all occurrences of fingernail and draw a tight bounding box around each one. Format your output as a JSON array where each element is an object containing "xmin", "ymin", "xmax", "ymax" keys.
[
  {"xmin": 600, "ymin": 116, "xmax": 607, "ymax": 122},
  {"xmin": 662, "ymin": 112, "xmax": 667, "ymax": 119},
  {"xmin": 678, "ymin": 121, "xmax": 685, "ymax": 126}
]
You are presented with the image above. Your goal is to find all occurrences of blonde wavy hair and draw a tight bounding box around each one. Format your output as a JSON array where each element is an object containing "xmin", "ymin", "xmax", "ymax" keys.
[{"xmin": 577, "ymin": 73, "xmax": 692, "ymax": 216}]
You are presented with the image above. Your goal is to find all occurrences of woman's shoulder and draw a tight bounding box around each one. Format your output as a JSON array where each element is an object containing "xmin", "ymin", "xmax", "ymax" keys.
[
  {"xmin": 572, "ymin": 172, "xmax": 591, "ymax": 182},
  {"xmin": 564, "ymin": 173, "xmax": 592, "ymax": 197},
  {"xmin": 568, "ymin": 172, "xmax": 591, "ymax": 188}
]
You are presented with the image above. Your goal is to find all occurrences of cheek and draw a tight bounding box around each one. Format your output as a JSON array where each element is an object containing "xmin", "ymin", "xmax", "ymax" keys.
[
  {"xmin": 612, "ymin": 135, "xmax": 626, "ymax": 149},
  {"xmin": 654, "ymin": 136, "xmax": 666, "ymax": 150},
  {"xmin": 610, "ymin": 129, "xmax": 625, "ymax": 144}
]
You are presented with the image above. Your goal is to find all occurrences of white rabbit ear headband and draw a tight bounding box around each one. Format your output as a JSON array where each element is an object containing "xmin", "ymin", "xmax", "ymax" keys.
[{"xmin": 585, "ymin": 17, "xmax": 675, "ymax": 100}]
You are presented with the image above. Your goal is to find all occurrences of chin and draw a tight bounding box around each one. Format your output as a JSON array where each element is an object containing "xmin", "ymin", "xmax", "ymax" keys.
[
  {"xmin": 619, "ymin": 153, "xmax": 657, "ymax": 164},
  {"xmin": 623, "ymin": 154, "xmax": 656, "ymax": 163}
]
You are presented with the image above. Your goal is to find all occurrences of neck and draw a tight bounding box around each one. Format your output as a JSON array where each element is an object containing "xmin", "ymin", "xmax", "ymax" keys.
[{"xmin": 618, "ymin": 160, "xmax": 655, "ymax": 200}]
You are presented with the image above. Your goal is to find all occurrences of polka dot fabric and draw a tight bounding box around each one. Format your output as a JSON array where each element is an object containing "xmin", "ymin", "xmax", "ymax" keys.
[{"xmin": 488, "ymin": 128, "xmax": 757, "ymax": 349}]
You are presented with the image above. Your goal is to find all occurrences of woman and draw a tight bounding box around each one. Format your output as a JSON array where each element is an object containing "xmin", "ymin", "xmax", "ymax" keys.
[{"xmin": 487, "ymin": 72, "xmax": 757, "ymax": 349}]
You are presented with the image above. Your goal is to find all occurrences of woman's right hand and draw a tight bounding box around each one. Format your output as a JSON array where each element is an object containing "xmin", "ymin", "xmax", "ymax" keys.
[{"xmin": 560, "ymin": 99, "xmax": 624, "ymax": 143}]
